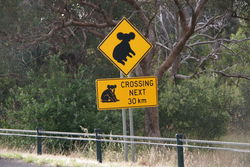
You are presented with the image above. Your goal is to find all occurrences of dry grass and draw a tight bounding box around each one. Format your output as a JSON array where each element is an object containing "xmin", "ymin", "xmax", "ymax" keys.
[
  {"xmin": 0, "ymin": 148, "xmax": 143, "ymax": 167},
  {"xmin": 0, "ymin": 133, "xmax": 250, "ymax": 167},
  {"xmin": 1, "ymin": 145, "xmax": 249, "ymax": 167},
  {"xmin": 185, "ymin": 150, "xmax": 250, "ymax": 167}
]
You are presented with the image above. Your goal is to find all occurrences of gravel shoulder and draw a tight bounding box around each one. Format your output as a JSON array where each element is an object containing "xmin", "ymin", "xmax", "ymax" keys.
[{"xmin": 0, "ymin": 158, "xmax": 51, "ymax": 167}]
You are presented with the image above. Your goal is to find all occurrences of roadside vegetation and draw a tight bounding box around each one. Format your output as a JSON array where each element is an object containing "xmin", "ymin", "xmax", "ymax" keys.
[
  {"xmin": 0, "ymin": 0, "xmax": 249, "ymax": 166},
  {"xmin": 0, "ymin": 136, "xmax": 249, "ymax": 167}
]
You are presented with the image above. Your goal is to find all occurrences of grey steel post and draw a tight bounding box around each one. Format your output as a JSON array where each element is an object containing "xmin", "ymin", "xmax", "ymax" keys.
[
  {"xmin": 128, "ymin": 73, "xmax": 135, "ymax": 162},
  {"xmin": 36, "ymin": 128, "xmax": 42, "ymax": 155},
  {"xmin": 129, "ymin": 108, "xmax": 135, "ymax": 162},
  {"xmin": 176, "ymin": 134, "xmax": 185, "ymax": 167},
  {"xmin": 120, "ymin": 72, "xmax": 128, "ymax": 162}
]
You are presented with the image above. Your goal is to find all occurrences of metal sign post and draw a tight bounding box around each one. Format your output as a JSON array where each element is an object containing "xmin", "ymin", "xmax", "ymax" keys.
[
  {"xmin": 128, "ymin": 74, "xmax": 135, "ymax": 162},
  {"xmin": 129, "ymin": 107, "xmax": 135, "ymax": 161},
  {"xmin": 123, "ymin": 108, "xmax": 128, "ymax": 161},
  {"xmin": 121, "ymin": 72, "xmax": 128, "ymax": 162}
]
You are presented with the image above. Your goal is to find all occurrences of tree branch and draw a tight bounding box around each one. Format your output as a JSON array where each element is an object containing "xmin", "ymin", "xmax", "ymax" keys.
[
  {"xmin": 80, "ymin": 0, "xmax": 115, "ymax": 25},
  {"xmin": 156, "ymin": 0, "xmax": 208, "ymax": 79},
  {"xmin": 214, "ymin": 71, "xmax": 250, "ymax": 80},
  {"xmin": 174, "ymin": 0, "xmax": 188, "ymax": 32},
  {"xmin": 231, "ymin": 13, "xmax": 250, "ymax": 22},
  {"xmin": 18, "ymin": 19, "xmax": 115, "ymax": 49},
  {"xmin": 174, "ymin": 74, "xmax": 192, "ymax": 79},
  {"xmin": 0, "ymin": 73, "xmax": 20, "ymax": 78},
  {"xmin": 155, "ymin": 42, "xmax": 171, "ymax": 51},
  {"xmin": 122, "ymin": 0, "xmax": 149, "ymax": 25},
  {"xmin": 195, "ymin": 14, "xmax": 225, "ymax": 32},
  {"xmin": 188, "ymin": 38, "xmax": 250, "ymax": 47},
  {"xmin": 85, "ymin": 28, "xmax": 105, "ymax": 39}
]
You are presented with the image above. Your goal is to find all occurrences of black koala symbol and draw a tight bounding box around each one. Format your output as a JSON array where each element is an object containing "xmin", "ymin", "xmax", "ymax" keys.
[
  {"xmin": 101, "ymin": 85, "xmax": 119, "ymax": 103},
  {"xmin": 113, "ymin": 32, "xmax": 136, "ymax": 65}
]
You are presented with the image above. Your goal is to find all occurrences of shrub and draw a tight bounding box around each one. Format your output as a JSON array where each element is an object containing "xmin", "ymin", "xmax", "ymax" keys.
[{"xmin": 159, "ymin": 76, "xmax": 243, "ymax": 139}]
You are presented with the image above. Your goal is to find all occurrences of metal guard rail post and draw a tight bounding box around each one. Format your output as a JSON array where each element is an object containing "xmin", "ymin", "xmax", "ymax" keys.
[
  {"xmin": 36, "ymin": 128, "xmax": 42, "ymax": 155},
  {"xmin": 95, "ymin": 128, "xmax": 102, "ymax": 163},
  {"xmin": 176, "ymin": 134, "xmax": 184, "ymax": 167}
]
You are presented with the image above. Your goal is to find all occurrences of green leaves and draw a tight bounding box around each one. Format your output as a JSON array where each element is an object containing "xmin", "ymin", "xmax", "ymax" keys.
[
  {"xmin": 159, "ymin": 76, "xmax": 242, "ymax": 139},
  {"xmin": 2, "ymin": 55, "xmax": 124, "ymax": 135}
]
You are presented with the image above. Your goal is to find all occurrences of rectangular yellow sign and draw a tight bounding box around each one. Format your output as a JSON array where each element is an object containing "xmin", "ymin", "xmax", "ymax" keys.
[{"xmin": 96, "ymin": 76, "xmax": 158, "ymax": 110}]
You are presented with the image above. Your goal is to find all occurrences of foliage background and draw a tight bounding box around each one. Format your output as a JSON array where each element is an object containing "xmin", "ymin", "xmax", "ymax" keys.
[{"xmin": 0, "ymin": 0, "xmax": 249, "ymax": 146}]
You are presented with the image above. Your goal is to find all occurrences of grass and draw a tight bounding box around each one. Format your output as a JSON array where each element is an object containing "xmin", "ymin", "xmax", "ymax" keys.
[
  {"xmin": 0, "ymin": 148, "xmax": 146, "ymax": 167},
  {"xmin": 1, "ymin": 146, "xmax": 249, "ymax": 167},
  {"xmin": 0, "ymin": 133, "xmax": 250, "ymax": 167}
]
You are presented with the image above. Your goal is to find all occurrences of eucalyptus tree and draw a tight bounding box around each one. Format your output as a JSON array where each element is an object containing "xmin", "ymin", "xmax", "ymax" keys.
[{"xmin": 3, "ymin": 0, "xmax": 249, "ymax": 136}]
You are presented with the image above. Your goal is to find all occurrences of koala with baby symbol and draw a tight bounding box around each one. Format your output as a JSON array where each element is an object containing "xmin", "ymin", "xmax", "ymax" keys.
[
  {"xmin": 101, "ymin": 85, "xmax": 119, "ymax": 103},
  {"xmin": 113, "ymin": 32, "xmax": 136, "ymax": 65}
]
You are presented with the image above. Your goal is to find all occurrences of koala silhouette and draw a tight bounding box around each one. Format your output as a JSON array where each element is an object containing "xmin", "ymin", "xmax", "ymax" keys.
[
  {"xmin": 101, "ymin": 85, "xmax": 119, "ymax": 103},
  {"xmin": 113, "ymin": 32, "xmax": 136, "ymax": 65}
]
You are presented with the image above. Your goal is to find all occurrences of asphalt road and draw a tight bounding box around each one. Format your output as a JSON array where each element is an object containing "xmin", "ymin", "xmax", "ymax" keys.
[{"xmin": 0, "ymin": 158, "xmax": 51, "ymax": 167}]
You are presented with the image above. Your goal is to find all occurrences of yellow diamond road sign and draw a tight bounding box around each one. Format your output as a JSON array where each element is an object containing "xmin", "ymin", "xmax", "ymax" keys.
[
  {"xmin": 96, "ymin": 76, "xmax": 158, "ymax": 110},
  {"xmin": 98, "ymin": 17, "xmax": 152, "ymax": 76}
]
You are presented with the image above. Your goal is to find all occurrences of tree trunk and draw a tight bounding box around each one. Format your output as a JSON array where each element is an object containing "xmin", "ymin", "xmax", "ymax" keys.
[
  {"xmin": 144, "ymin": 107, "xmax": 161, "ymax": 137},
  {"xmin": 170, "ymin": 55, "xmax": 181, "ymax": 78}
]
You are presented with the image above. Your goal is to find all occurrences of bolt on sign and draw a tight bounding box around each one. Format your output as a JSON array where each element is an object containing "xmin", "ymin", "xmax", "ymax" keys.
[
  {"xmin": 96, "ymin": 76, "xmax": 158, "ymax": 110},
  {"xmin": 97, "ymin": 17, "xmax": 152, "ymax": 76}
]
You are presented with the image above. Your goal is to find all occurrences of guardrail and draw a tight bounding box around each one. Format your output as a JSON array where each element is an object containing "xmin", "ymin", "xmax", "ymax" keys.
[{"xmin": 0, "ymin": 128, "xmax": 250, "ymax": 167}]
